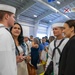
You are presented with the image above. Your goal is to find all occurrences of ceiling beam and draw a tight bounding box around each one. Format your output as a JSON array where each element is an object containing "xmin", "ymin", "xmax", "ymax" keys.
[
  {"xmin": 34, "ymin": 10, "xmax": 54, "ymax": 22},
  {"xmin": 16, "ymin": 0, "xmax": 35, "ymax": 16},
  {"xmin": 56, "ymin": 0, "xmax": 75, "ymax": 9},
  {"xmin": 50, "ymin": 16, "xmax": 68, "ymax": 24},
  {"xmin": 37, "ymin": 0, "xmax": 70, "ymax": 19},
  {"xmin": 43, "ymin": 0, "xmax": 75, "ymax": 9}
]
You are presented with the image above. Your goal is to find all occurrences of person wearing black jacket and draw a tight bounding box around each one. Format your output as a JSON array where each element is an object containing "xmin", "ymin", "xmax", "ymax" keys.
[{"xmin": 58, "ymin": 20, "xmax": 75, "ymax": 75}]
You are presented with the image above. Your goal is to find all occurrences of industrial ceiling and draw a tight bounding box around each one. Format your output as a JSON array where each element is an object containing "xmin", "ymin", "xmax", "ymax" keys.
[{"xmin": 0, "ymin": 0, "xmax": 75, "ymax": 27}]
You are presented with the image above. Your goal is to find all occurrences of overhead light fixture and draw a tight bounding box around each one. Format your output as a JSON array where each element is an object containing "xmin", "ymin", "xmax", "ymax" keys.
[
  {"xmin": 56, "ymin": 1, "xmax": 60, "ymax": 4},
  {"xmin": 37, "ymin": 0, "xmax": 58, "ymax": 12},
  {"xmin": 33, "ymin": 15, "xmax": 37, "ymax": 17},
  {"xmin": 49, "ymin": 20, "xmax": 52, "ymax": 22},
  {"xmin": 37, "ymin": 0, "xmax": 70, "ymax": 19}
]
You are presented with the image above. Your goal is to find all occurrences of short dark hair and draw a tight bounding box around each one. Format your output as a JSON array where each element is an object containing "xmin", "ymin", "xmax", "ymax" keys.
[
  {"xmin": 0, "ymin": 10, "xmax": 13, "ymax": 21},
  {"xmin": 65, "ymin": 20, "xmax": 75, "ymax": 32},
  {"xmin": 10, "ymin": 23, "xmax": 24, "ymax": 45},
  {"xmin": 30, "ymin": 35, "xmax": 33, "ymax": 37},
  {"xmin": 42, "ymin": 37, "xmax": 45, "ymax": 39}
]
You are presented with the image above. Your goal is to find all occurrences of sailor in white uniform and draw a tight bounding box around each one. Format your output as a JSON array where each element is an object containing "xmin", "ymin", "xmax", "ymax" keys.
[
  {"xmin": 0, "ymin": 4, "xmax": 17, "ymax": 75},
  {"xmin": 46, "ymin": 23, "xmax": 69, "ymax": 75}
]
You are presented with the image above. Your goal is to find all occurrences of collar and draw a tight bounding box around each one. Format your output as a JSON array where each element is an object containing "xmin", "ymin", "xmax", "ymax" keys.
[{"xmin": 0, "ymin": 24, "xmax": 5, "ymax": 28}]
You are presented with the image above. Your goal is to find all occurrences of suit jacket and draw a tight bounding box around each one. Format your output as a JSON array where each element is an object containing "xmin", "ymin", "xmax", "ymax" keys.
[{"xmin": 58, "ymin": 35, "xmax": 75, "ymax": 75}]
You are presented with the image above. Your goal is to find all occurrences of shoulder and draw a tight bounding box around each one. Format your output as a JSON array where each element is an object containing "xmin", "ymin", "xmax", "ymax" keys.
[
  {"xmin": 48, "ymin": 40, "xmax": 55, "ymax": 50},
  {"xmin": 58, "ymin": 38, "xmax": 69, "ymax": 47},
  {"xmin": 45, "ymin": 42, "xmax": 49, "ymax": 45},
  {"xmin": 0, "ymin": 28, "xmax": 12, "ymax": 39},
  {"xmin": 20, "ymin": 42, "xmax": 26, "ymax": 51},
  {"xmin": 69, "ymin": 36, "xmax": 75, "ymax": 44},
  {"xmin": 70, "ymin": 36, "xmax": 75, "ymax": 41},
  {"xmin": 61, "ymin": 38, "xmax": 69, "ymax": 44},
  {"xmin": 50, "ymin": 40, "xmax": 54, "ymax": 46},
  {"xmin": 39, "ymin": 43, "xmax": 43, "ymax": 46},
  {"xmin": 0, "ymin": 28, "xmax": 8, "ymax": 34},
  {"xmin": 64, "ymin": 38, "xmax": 69, "ymax": 42},
  {"xmin": 0, "ymin": 28, "xmax": 15, "ymax": 51},
  {"xmin": 21, "ymin": 42, "xmax": 26, "ymax": 47}
]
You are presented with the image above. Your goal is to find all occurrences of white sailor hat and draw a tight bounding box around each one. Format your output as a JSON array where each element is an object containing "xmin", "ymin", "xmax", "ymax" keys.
[
  {"xmin": 0, "ymin": 4, "xmax": 16, "ymax": 14},
  {"xmin": 52, "ymin": 23, "xmax": 64, "ymax": 28}
]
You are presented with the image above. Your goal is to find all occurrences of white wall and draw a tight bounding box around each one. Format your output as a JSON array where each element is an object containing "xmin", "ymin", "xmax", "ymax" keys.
[
  {"xmin": 19, "ymin": 22, "xmax": 35, "ymax": 37},
  {"xmin": 47, "ymin": 24, "xmax": 54, "ymax": 37},
  {"xmin": 22, "ymin": 26, "xmax": 29, "ymax": 37},
  {"xmin": 22, "ymin": 26, "xmax": 34, "ymax": 37}
]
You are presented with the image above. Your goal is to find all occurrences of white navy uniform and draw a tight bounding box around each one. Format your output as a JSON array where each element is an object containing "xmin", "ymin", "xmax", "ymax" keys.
[
  {"xmin": 46, "ymin": 38, "xmax": 69, "ymax": 75},
  {"xmin": 0, "ymin": 24, "xmax": 17, "ymax": 75}
]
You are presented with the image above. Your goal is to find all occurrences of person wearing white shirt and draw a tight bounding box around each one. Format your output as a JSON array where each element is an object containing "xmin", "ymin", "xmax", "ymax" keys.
[
  {"xmin": 46, "ymin": 23, "xmax": 69, "ymax": 75},
  {"xmin": 0, "ymin": 4, "xmax": 17, "ymax": 75},
  {"xmin": 24, "ymin": 36, "xmax": 32, "ymax": 54}
]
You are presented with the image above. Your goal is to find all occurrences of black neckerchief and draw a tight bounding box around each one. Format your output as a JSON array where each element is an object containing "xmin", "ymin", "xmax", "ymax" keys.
[{"xmin": 52, "ymin": 38, "xmax": 65, "ymax": 59}]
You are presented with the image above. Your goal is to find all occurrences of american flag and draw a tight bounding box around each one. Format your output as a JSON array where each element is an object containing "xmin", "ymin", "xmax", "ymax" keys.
[{"xmin": 64, "ymin": 8, "xmax": 70, "ymax": 13}]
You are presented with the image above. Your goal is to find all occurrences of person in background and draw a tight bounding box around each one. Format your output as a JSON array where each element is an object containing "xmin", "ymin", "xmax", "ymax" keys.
[
  {"xmin": 10, "ymin": 23, "xmax": 29, "ymax": 75},
  {"xmin": 0, "ymin": 4, "xmax": 17, "ymax": 75},
  {"xmin": 24, "ymin": 36, "xmax": 32, "ymax": 55},
  {"xmin": 45, "ymin": 36, "xmax": 49, "ymax": 43},
  {"xmin": 36, "ymin": 37, "xmax": 44, "ymax": 63},
  {"xmin": 29, "ymin": 35, "xmax": 34, "ymax": 42},
  {"xmin": 41, "ymin": 37, "xmax": 49, "ymax": 50},
  {"xmin": 49, "ymin": 36, "xmax": 55, "ymax": 43},
  {"xmin": 39, "ymin": 37, "xmax": 49, "ymax": 70},
  {"xmin": 58, "ymin": 20, "xmax": 75, "ymax": 75},
  {"xmin": 46, "ymin": 23, "xmax": 69, "ymax": 75},
  {"xmin": 31, "ymin": 37, "xmax": 39, "ymax": 70}
]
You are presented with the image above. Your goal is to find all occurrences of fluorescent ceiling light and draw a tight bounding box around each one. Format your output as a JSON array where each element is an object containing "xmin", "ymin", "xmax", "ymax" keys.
[
  {"xmin": 56, "ymin": 1, "xmax": 60, "ymax": 4},
  {"xmin": 37, "ymin": 0, "xmax": 58, "ymax": 12},
  {"xmin": 37, "ymin": 0, "xmax": 70, "ymax": 19},
  {"xmin": 49, "ymin": 20, "xmax": 52, "ymax": 22},
  {"xmin": 33, "ymin": 15, "xmax": 37, "ymax": 17}
]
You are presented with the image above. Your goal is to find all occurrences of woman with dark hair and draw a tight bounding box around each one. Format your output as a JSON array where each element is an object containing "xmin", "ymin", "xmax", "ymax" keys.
[
  {"xmin": 58, "ymin": 20, "xmax": 75, "ymax": 75},
  {"xmin": 10, "ymin": 23, "xmax": 29, "ymax": 75}
]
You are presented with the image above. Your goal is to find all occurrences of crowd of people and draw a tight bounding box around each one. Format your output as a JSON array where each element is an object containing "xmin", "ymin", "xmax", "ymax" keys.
[{"xmin": 0, "ymin": 3, "xmax": 75, "ymax": 75}]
